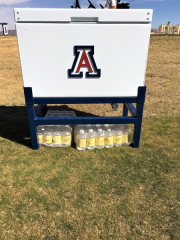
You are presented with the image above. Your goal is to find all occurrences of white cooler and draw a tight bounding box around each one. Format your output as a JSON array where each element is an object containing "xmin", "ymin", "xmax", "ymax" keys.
[{"xmin": 14, "ymin": 9, "xmax": 153, "ymax": 98}]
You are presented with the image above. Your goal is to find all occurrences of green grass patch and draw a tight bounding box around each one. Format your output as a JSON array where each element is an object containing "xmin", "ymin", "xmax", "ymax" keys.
[{"xmin": 0, "ymin": 117, "xmax": 179, "ymax": 239}]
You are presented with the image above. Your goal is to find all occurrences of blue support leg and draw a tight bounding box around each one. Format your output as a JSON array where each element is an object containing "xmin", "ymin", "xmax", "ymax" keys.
[
  {"xmin": 133, "ymin": 103, "xmax": 144, "ymax": 148},
  {"xmin": 123, "ymin": 103, "xmax": 128, "ymax": 116},
  {"xmin": 24, "ymin": 87, "xmax": 39, "ymax": 150},
  {"xmin": 133, "ymin": 86, "xmax": 146, "ymax": 148}
]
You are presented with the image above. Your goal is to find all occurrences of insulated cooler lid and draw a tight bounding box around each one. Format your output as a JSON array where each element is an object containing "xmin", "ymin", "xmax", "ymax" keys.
[{"xmin": 14, "ymin": 9, "xmax": 153, "ymax": 23}]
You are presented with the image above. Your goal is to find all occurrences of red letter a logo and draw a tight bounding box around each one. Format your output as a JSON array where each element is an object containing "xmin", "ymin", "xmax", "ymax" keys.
[
  {"xmin": 76, "ymin": 50, "xmax": 93, "ymax": 73},
  {"xmin": 68, "ymin": 46, "xmax": 101, "ymax": 78}
]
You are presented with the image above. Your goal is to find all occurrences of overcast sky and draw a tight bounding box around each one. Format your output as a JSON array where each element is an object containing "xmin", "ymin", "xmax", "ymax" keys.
[{"xmin": 0, "ymin": 0, "xmax": 179, "ymax": 30}]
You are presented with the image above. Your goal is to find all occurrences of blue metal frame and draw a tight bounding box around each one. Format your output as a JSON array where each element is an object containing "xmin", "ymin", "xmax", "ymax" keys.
[{"xmin": 24, "ymin": 86, "xmax": 146, "ymax": 150}]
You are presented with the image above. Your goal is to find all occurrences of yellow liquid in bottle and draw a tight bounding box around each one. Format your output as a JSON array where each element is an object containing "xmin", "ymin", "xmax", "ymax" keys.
[
  {"xmin": 44, "ymin": 135, "xmax": 52, "ymax": 144},
  {"xmin": 96, "ymin": 137, "xmax": 104, "ymax": 146},
  {"xmin": 52, "ymin": 135, "xmax": 61, "ymax": 144},
  {"xmin": 87, "ymin": 138, "xmax": 95, "ymax": 147},
  {"xmin": 38, "ymin": 134, "xmax": 43, "ymax": 144},
  {"xmin": 77, "ymin": 138, "xmax": 86, "ymax": 148}
]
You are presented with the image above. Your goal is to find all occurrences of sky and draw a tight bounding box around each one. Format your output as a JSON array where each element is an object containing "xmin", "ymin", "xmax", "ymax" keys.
[{"xmin": 0, "ymin": 0, "xmax": 179, "ymax": 30}]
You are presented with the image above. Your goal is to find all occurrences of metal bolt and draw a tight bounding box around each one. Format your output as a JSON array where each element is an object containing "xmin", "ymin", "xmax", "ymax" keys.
[
  {"xmin": 147, "ymin": 18, "xmax": 149, "ymax": 20},
  {"xmin": 147, "ymin": 12, "xmax": 150, "ymax": 15},
  {"xmin": 17, "ymin": 17, "xmax": 20, "ymax": 20},
  {"xmin": 17, "ymin": 12, "xmax": 19, "ymax": 14}
]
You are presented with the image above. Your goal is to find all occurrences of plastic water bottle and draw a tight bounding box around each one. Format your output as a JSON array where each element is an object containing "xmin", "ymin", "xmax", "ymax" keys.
[
  {"xmin": 95, "ymin": 124, "xmax": 103, "ymax": 133},
  {"xmin": 95, "ymin": 124, "xmax": 100, "ymax": 132},
  {"xmin": 86, "ymin": 129, "xmax": 95, "ymax": 150},
  {"xmin": 85, "ymin": 124, "xmax": 92, "ymax": 133},
  {"xmin": 62, "ymin": 128, "xmax": 71, "ymax": 147},
  {"xmin": 43, "ymin": 126, "xmax": 52, "ymax": 145},
  {"xmin": 52, "ymin": 126, "xmax": 62, "ymax": 147},
  {"xmin": 76, "ymin": 129, "xmax": 86, "ymax": 150},
  {"xmin": 74, "ymin": 125, "xmax": 85, "ymax": 143},
  {"xmin": 65, "ymin": 125, "xmax": 73, "ymax": 135},
  {"xmin": 104, "ymin": 129, "xmax": 113, "ymax": 148},
  {"xmin": 37, "ymin": 126, "xmax": 44, "ymax": 145},
  {"xmin": 103, "ymin": 124, "xmax": 110, "ymax": 133},
  {"xmin": 91, "ymin": 125, "xmax": 96, "ymax": 132},
  {"xmin": 113, "ymin": 129, "xmax": 123, "ymax": 147},
  {"xmin": 95, "ymin": 129, "xmax": 104, "ymax": 149},
  {"xmin": 122, "ymin": 125, "xmax": 131, "ymax": 146}
]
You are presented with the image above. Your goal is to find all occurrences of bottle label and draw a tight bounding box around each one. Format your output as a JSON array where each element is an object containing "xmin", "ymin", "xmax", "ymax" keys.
[
  {"xmin": 77, "ymin": 138, "xmax": 86, "ymax": 148},
  {"xmin": 87, "ymin": 138, "xmax": 95, "ymax": 147},
  {"xmin": 52, "ymin": 135, "xmax": 61, "ymax": 144},
  {"xmin": 123, "ymin": 134, "xmax": 128, "ymax": 143},
  {"xmin": 105, "ymin": 136, "xmax": 113, "ymax": 145},
  {"xmin": 62, "ymin": 135, "xmax": 71, "ymax": 144},
  {"xmin": 44, "ymin": 135, "xmax": 52, "ymax": 144},
  {"xmin": 38, "ymin": 134, "xmax": 43, "ymax": 144},
  {"xmin": 96, "ymin": 137, "xmax": 104, "ymax": 146},
  {"xmin": 114, "ymin": 135, "xmax": 122, "ymax": 144}
]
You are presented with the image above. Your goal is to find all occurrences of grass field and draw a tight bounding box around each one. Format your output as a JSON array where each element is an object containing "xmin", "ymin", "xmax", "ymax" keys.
[{"xmin": 0, "ymin": 35, "xmax": 180, "ymax": 239}]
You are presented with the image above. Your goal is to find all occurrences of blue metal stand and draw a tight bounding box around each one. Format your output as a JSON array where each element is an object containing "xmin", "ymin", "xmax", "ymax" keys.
[{"xmin": 24, "ymin": 86, "xmax": 146, "ymax": 150}]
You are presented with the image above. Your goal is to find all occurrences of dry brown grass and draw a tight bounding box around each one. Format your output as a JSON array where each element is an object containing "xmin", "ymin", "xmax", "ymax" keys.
[
  {"xmin": 0, "ymin": 36, "xmax": 24, "ymax": 106},
  {"xmin": 145, "ymin": 36, "xmax": 180, "ymax": 117}
]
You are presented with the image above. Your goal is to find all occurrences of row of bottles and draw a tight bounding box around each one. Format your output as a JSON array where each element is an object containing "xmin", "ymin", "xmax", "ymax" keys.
[
  {"xmin": 37, "ymin": 123, "xmax": 131, "ymax": 149},
  {"xmin": 74, "ymin": 124, "xmax": 131, "ymax": 150},
  {"xmin": 37, "ymin": 125, "xmax": 72, "ymax": 147},
  {"xmin": 37, "ymin": 110, "xmax": 75, "ymax": 147}
]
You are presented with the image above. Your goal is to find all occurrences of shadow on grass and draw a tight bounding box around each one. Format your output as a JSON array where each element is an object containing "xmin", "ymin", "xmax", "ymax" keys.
[{"xmin": 0, "ymin": 105, "xmax": 99, "ymax": 149}]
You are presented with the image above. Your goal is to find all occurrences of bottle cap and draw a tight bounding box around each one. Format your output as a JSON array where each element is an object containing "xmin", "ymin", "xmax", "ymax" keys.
[
  {"xmin": 89, "ymin": 129, "xmax": 93, "ymax": 133},
  {"xmin": 104, "ymin": 124, "xmax": 109, "ymax": 127},
  {"xmin": 98, "ymin": 129, "xmax": 102, "ymax": 132},
  {"xmin": 80, "ymin": 130, "xmax": 84, "ymax": 134},
  {"xmin": 107, "ymin": 129, "xmax": 111, "ymax": 132}
]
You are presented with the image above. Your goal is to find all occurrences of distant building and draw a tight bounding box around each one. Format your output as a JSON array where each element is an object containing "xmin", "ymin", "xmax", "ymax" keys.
[
  {"xmin": 0, "ymin": 23, "xmax": 8, "ymax": 36},
  {"xmin": 159, "ymin": 21, "xmax": 180, "ymax": 34},
  {"xmin": 151, "ymin": 29, "xmax": 158, "ymax": 34}
]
